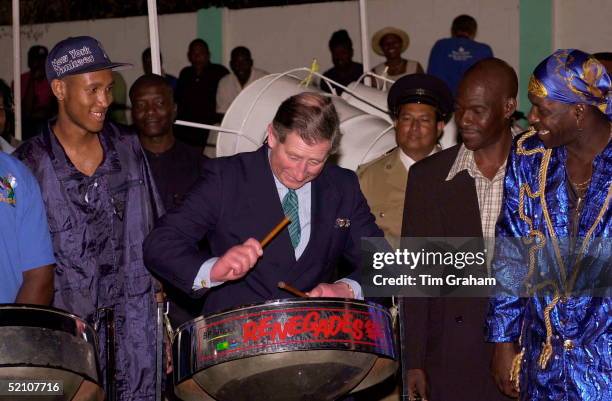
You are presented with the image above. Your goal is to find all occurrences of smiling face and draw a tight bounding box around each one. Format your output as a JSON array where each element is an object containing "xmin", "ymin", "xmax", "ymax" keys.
[
  {"xmin": 527, "ymin": 94, "xmax": 578, "ymax": 148},
  {"xmin": 267, "ymin": 128, "xmax": 331, "ymax": 190},
  {"xmin": 131, "ymin": 83, "xmax": 176, "ymax": 139},
  {"xmin": 56, "ymin": 70, "xmax": 114, "ymax": 134},
  {"xmin": 380, "ymin": 33, "xmax": 403, "ymax": 61}
]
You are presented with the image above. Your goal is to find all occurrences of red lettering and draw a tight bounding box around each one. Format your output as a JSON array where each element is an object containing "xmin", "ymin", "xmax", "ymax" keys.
[
  {"xmin": 303, "ymin": 311, "xmax": 320, "ymax": 334},
  {"xmin": 242, "ymin": 311, "xmax": 384, "ymax": 345},
  {"xmin": 285, "ymin": 315, "xmax": 302, "ymax": 337},
  {"xmin": 328, "ymin": 315, "xmax": 343, "ymax": 337},
  {"xmin": 341, "ymin": 313, "xmax": 354, "ymax": 337},
  {"xmin": 352, "ymin": 318, "xmax": 364, "ymax": 340},
  {"xmin": 242, "ymin": 321, "xmax": 258, "ymax": 342},
  {"xmin": 271, "ymin": 321, "xmax": 289, "ymax": 340},
  {"xmin": 313, "ymin": 317, "xmax": 330, "ymax": 338},
  {"xmin": 257, "ymin": 316, "xmax": 274, "ymax": 340}
]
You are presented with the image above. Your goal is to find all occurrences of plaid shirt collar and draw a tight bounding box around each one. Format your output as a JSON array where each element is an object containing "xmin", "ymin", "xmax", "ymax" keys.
[
  {"xmin": 445, "ymin": 144, "xmax": 506, "ymax": 182},
  {"xmin": 446, "ymin": 144, "xmax": 477, "ymax": 181}
]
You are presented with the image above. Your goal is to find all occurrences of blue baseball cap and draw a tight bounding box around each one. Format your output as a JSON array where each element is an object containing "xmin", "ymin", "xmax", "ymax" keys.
[{"xmin": 46, "ymin": 36, "xmax": 132, "ymax": 81}]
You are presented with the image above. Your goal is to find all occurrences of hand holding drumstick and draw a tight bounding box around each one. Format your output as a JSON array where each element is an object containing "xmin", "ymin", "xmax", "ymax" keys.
[{"xmin": 210, "ymin": 217, "xmax": 290, "ymax": 283}]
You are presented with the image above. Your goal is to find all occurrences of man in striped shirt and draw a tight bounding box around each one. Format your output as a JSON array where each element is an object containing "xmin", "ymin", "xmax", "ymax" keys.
[{"xmin": 400, "ymin": 58, "xmax": 517, "ymax": 401}]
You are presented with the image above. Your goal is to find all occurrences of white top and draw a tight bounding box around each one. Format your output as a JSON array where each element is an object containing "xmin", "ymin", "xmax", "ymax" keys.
[
  {"xmin": 216, "ymin": 67, "xmax": 268, "ymax": 113},
  {"xmin": 372, "ymin": 60, "xmax": 420, "ymax": 91}
]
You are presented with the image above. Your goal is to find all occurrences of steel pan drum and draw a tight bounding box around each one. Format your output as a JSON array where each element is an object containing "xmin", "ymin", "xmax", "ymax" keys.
[
  {"xmin": 0, "ymin": 305, "xmax": 103, "ymax": 401},
  {"xmin": 174, "ymin": 298, "xmax": 396, "ymax": 401}
]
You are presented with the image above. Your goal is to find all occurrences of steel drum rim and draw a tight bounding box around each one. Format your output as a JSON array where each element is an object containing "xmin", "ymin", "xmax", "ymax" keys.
[
  {"xmin": 0, "ymin": 303, "xmax": 103, "ymax": 389},
  {"xmin": 174, "ymin": 297, "xmax": 392, "ymax": 334},
  {"xmin": 0, "ymin": 303, "xmax": 92, "ymax": 326}
]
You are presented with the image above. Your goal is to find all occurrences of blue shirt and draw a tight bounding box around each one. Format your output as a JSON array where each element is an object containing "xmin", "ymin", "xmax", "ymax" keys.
[
  {"xmin": 427, "ymin": 37, "xmax": 493, "ymax": 95},
  {"xmin": 0, "ymin": 151, "xmax": 55, "ymax": 303}
]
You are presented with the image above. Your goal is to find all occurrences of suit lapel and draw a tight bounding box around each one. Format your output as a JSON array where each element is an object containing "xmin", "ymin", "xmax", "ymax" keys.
[
  {"xmin": 244, "ymin": 147, "xmax": 296, "ymax": 269},
  {"xmin": 440, "ymin": 170, "xmax": 483, "ymax": 237}
]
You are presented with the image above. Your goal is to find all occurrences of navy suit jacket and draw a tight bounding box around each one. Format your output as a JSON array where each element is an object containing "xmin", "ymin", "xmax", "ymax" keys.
[{"xmin": 144, "ymin": 146, "xmax": 383, "ymax": 314}]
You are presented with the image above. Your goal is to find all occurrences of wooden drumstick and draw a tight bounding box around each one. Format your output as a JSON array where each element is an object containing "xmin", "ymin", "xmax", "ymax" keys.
[
  {"xmin": 278, "ymin": 281, "xmax": 309, "ymax": 298},
  {"xmin": 260, "ymin": 216, "xmax": 291, "ymax": 248}
]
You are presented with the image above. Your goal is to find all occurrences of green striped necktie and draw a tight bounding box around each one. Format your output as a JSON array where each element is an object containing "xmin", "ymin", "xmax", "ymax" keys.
[{"xmin": 282, "ymin": 189, "xmax": 301, "ymax": 248}]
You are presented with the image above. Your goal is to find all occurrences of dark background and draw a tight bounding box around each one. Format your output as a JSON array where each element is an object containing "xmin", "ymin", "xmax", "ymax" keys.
[{"xmin": 1, "ymin": 0, "xmax": 353, "ymax": 25}]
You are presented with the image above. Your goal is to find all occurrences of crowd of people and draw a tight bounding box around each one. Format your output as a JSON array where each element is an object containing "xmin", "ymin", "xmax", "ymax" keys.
[{"xmin": 0, "ymin": 12, "xmax": 610, "ymax": 401}]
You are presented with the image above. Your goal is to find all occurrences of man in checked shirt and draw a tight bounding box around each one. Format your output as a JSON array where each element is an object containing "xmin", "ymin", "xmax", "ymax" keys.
[{"xmin": 399, "ymin": 58, "xmax": 517, "ymax": 401}]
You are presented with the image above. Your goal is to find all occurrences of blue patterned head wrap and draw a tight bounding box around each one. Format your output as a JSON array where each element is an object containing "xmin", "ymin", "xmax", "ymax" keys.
[{"xmin": 528, "ymin": 49, "xmax": 612, "ymax": 120}]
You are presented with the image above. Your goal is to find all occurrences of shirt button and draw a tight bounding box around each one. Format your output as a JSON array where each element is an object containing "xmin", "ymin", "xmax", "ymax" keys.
[
  {"xmin": 455, "ymin": 315, "xmax": 463, "ymax": 323},
  {"xmin": 563, "ymin": 339, "xmax": 574, "ymax": 351},
  {"xmin": 379, "ymin": 212, "xmax": 385, "ymax": 218}
]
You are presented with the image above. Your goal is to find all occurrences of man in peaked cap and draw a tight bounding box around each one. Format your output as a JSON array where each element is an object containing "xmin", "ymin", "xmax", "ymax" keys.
[
  {"xmin": 400, "ymin": 58, "xmax": 517, "ymax": 401},
  {"xmin": 15, "ymin": 36, "xmax": 164, "ymax": 401},
  {"xmin": 357, "ymin": 73, "xmax": 453, "ymax": 249}
]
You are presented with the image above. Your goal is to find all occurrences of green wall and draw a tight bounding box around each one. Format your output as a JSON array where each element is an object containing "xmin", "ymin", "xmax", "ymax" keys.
[
  {"xmin": 197, "ymin": 7, "xmax": 223, "ymax": 64},
  {"xmin": 519, "ymin": 0, "xmax": 553, "ymax": 114}
]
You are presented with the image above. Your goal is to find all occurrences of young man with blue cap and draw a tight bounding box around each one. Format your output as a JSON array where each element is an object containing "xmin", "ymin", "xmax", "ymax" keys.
[{"xmin": 15, "ymin": 36, "xmax": 164, "ymax": 401}]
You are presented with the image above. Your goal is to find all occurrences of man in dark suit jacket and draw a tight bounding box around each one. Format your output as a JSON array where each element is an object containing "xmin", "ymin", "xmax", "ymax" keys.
[
  {"xmin": 144, "ymin": 92, "xmax": 383, "ymax": 314},
  {"xmin": 400, "ymin": 59, "xmax": 518, "ymax": 401}
]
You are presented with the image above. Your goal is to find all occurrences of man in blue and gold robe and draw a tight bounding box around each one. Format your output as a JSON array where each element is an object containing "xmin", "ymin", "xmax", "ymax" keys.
[{"xmin": 486, "ymin": 49, "xmax": 611, "ymax": 401}]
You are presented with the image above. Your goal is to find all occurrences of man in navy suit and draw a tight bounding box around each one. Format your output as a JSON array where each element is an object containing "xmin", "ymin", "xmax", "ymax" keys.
[{"xmin": 144, "ymin": 92, "xmax": 383, "ymax": 314}]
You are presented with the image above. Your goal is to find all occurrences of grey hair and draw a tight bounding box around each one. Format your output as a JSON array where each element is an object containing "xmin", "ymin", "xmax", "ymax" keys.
[{"xmin": 271, "ymin": 92, "xmax": 341, "ymax": 154}]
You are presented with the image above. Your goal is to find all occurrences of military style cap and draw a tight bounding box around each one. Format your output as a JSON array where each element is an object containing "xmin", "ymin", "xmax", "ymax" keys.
[{"xmin": 387, "ymin": 73, "xmax": 454, "ymax": 123}]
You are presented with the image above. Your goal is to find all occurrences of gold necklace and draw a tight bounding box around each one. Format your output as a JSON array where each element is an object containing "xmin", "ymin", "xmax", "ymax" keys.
[{"xmin": 570, "ymin": 177, "xmax": 591, "ymax": 194}]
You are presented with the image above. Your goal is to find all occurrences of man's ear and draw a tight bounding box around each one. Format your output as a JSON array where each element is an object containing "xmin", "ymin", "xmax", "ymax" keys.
[
  {"xmin": 436, "ymin": 121, "xmax": 445, "ymax": 140},
  {"xmin": 266, "ymin": 125, "xmax": 275, "ymax": 146},
  {"xmin": 51, "ymin": 79, "xmax": 66, "ymax": 101},
  {"xmin": 504, "ymin": 97, "xmax": 517, "ymax": 119}
]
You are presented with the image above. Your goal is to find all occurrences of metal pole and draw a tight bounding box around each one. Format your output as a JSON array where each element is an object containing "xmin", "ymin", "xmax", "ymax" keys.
[
  {"xmin": 146, "ymin": 0, "xmax": 162, "ymax": 75},
  {"xmin": 102, "ymin": 308, "xmax": 116, "ymax": 401},
  {"xmin": 146, "ymin": 4, "xmax": 163, "ymax": 399},
  {"xmin": 12, "ymin": 0, "xmax": 21, "ymax": 141},
  {"xmin": 359, "ymin": 0, "xmax": 370, "ymax": 73}
]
